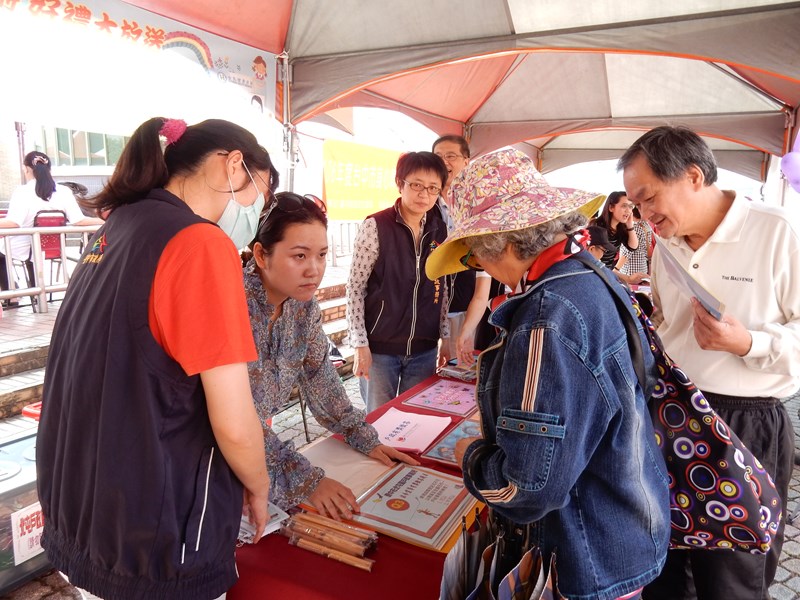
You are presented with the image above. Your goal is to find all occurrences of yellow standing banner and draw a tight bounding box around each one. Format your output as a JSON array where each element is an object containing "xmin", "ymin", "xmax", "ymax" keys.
[{"xmin": 323, "ymin": 140, "xmax": 401, "ymax": 221}]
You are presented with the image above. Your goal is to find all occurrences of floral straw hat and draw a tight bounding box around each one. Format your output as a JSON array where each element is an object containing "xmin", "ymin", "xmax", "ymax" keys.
[{"xmin": 425, "ymin": 148, "xmax": 605, "ymax": 280}]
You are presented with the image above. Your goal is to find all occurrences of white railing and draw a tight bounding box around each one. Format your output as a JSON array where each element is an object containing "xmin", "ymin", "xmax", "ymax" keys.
[
  {"xmin": 327, "ymin": 221, "xmax": 360, "ymax": 267},
  {"xmin": 2, "ymin": 221, "xmax": 358, "ymax": 311},
  {"xmin": 1, "ymin": 225, "xmax": 101, "ymax": 313}
]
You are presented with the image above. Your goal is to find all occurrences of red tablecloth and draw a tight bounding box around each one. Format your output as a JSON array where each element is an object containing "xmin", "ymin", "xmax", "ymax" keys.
[
  {"xmin": 229, "ymin": 528, "xmax": 446, "ymax": 600},
  {"xmin": 228, "ymin": 375, "xmax": 473, "ymax": 599}
]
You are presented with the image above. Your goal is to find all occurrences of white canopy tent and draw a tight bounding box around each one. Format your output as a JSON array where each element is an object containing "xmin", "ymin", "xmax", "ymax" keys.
[{"xmin": 120, "ymin": 1, "xmax": 800, "ymax": 184}]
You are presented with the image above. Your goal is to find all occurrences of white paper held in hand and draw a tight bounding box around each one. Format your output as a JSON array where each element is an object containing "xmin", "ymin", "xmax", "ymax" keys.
[
  {"xmin": 238, "ymin": 501, "xmax": 290, "ymax": 544},
  {"xmin": 654, "ymin": 237, "xmax": 725, "ymax": 320}
]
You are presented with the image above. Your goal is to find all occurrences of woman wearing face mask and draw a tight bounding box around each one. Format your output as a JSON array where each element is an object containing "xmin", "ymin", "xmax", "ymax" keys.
[
  {"xmin": 243, "ymin": 192, "xmax": 417, "ymax": 521},
  {"xmin": 37, "ymin": 117, "xmax": 273, "ymax": 600}
]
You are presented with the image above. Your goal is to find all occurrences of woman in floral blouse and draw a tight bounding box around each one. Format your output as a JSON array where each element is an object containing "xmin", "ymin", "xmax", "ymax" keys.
[{"xmin": 244, "ymin": 192, "xmax": 416, "ymax": 520}]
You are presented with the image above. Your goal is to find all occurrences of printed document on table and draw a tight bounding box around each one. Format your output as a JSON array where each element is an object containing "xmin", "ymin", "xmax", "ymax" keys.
[
  {"xmin": 353, "ymin": 464, "xmax": 477, "ymax": 551},
  {"xmin": 300, "ymin": 436, "xmax": 394, "ymax": 497},
  {"xmin": 371, "ymin": 407, "xmax": 452, "ymax": 453},
  {"xmin": 422, "ymin": 413, "xmax": 482, "ymax": 467},
  {"xmin": 402, "ymin": 377, "xmax": 476, "ymax": 415},
  {"xmin": 654, "ymin": 237, "xmax": 725, "ymax": 320}
]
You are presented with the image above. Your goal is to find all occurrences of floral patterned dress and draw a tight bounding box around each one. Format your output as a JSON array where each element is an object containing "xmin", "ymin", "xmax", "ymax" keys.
[{"xmin": 244, "ymin": 258, "xmax": 380, "ymax": 509}]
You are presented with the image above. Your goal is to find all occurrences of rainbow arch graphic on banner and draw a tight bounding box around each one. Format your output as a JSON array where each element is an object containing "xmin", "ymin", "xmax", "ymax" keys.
[{"xmin": 162, "ymin": 31, "xmax": 213, "ymax": 70}]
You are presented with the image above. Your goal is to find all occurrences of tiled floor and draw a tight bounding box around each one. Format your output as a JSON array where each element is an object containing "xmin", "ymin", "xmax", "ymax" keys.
[{"xmin": 0, "ymin": 302, "xmax": 60, "ymax": 356}]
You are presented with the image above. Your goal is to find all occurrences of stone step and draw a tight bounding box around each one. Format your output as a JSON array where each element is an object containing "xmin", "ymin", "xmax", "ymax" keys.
[
  {"xmin": 323, "ymin": 317, "xmax": 348, "ymax": 346},
  {"xmin": 0, "ymin": 368, "xmax": 44, "ymax": 419},
  {"xmin": 315, "ymin": 283, "xmax": 346, "ymax": 302},
  {"xmin": 0, "ymin": 345, "xmax": 50, "ymax": 377},
  {"xmin": 318, "ymin": 296, "xmax": 347, "ymax": 324}
]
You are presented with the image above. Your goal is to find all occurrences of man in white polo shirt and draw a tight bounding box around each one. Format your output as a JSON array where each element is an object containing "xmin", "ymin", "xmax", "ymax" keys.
[{"xmin": 620, "ymin": 125, "xmax": 800, "ymax": 600}]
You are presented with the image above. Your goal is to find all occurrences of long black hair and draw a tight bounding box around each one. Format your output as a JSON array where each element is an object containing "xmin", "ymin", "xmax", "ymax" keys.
[
  {"xmin": 84, "ymin": 117, "xmax": 279, "ymax": 215},
  {"xmin": 595, "ymin": 191, "xmax": 630, "ymax": 244},
  {"xmin": 23, "ymin": 151, "xmax": 56, "ymax": 201}
]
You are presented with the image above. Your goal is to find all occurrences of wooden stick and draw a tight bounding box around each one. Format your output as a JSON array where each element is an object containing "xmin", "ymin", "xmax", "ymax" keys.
[
  {"xmin": 291, "ymin": 536, "xmax": 374, "ymax": 572},
  {"xmin": 285, "ymin": 522, "xmax": 368, "ymax": 557},
  {"xmin": 293, "ymin": 511, "xmax": 376, "ymax": 542}
]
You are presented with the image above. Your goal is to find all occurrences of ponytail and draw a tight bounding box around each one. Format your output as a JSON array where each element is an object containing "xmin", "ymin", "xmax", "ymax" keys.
[
  {"xmin": 84, "ymin": 117, "xmax": 168, "ymax": 215},
  {"xmin": 84, "ymin": 117, "xmax": 279, "ymax": 216},
  {"xmin": 23, "ymin": 151, "xmax": 56, "ymax": 201}
]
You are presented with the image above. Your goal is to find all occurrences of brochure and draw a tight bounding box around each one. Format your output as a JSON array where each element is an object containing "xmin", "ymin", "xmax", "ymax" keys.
[
  {"xmin": 371, "ymin": 407, "xmax": 453, "ymax": 453},
  {"xmin": 401, "ymin": 378, "xmax": 477, "ymax": 416},
  {"xmin": 353, "ymin": 464, "xmax": 478, "ymax": 551},
  {"xmin": 654, "ymin": 237, "xmax": 725, "ymax": 320},
  {"xmin": 422, "ymin": 413, "xmax": 482, "ymax": 467},
  {"xmin": 238, "ymin": 501, "xmax": 290, "ymax": 544}
]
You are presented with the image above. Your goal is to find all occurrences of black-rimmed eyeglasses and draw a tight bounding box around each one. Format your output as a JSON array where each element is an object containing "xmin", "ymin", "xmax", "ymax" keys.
[
  {"xmin": 459, "ymin": 249, "xmax": 483, "ymax": 271},
  {"xmin": 404, "ymin": 180, "xmax": 441, "ymax": 196}
]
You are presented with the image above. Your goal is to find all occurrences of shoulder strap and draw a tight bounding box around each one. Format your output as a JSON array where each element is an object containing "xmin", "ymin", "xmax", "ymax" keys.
[{"xmin": 570, "ymin": 254, "xmax": 646, "ymax": 390}]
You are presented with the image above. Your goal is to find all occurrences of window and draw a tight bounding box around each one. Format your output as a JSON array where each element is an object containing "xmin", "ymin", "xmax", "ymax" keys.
[
  {"xmin": 52, "ymin": 128, "xmax": 129, "ymax": 167},
  {"xmin": 72, "ymin": 131, "xmax": 88, "ymax": 166},
  {"xmin": 56, "ymin": 128, "xmax": 72, "ymax": 166},
  {"xmin": 88, "ymin": 132, "xmax": 105, "ymax": 166}
]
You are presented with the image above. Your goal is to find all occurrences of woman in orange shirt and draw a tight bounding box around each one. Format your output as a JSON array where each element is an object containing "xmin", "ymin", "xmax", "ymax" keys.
[{"xmin": 38, "ymin": 117, "xmax": 273, "ymax": 600}]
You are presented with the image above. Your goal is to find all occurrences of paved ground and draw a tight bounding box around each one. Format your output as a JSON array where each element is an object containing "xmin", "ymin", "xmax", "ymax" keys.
[{"xmin": 2, "ymin": 294, "xmax": 800, "ymax": 598}]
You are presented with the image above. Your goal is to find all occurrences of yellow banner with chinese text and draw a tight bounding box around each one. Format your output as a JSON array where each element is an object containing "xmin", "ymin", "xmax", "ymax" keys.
[{"xmin": 323, "ymin": 140, "xmax": 400, "ymax": 221}]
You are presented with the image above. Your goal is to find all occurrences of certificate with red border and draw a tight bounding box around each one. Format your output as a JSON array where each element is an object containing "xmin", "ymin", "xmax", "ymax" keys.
[{"xmin": 353, "ymin": 465, "xmax": 477, "ymax": 550}]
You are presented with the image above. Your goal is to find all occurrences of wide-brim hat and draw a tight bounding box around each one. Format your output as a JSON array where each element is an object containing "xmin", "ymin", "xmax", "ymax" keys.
[{"xmin": 426, "ymin": 149, "xmax": 605, "ymax": 280}]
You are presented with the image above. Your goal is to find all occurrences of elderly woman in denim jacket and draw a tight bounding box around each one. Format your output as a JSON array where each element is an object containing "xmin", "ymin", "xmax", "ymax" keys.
[
  {"xmin": 426, "ymin": 150, "xmax": 670, "ymax": 600},
  {"xmin": 244, "ymin": 192, "xmax": 416, "ymax": 521}
]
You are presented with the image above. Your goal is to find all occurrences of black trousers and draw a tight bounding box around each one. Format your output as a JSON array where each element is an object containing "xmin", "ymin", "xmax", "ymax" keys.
[{"xmin": 643, "ymin": 393, "xmax": 795, "ymax": 600}]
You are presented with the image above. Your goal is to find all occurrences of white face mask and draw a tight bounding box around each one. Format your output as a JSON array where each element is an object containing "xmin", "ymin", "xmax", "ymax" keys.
[{"xmin": 218, "ymin": 160, "xmax": 266, "ymax": 249}]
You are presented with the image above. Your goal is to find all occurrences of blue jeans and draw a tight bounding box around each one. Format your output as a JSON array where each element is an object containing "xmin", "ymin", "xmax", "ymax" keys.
[{"xmin": 359, "ymin": 347, "xmax": 438, "ymax": 413}]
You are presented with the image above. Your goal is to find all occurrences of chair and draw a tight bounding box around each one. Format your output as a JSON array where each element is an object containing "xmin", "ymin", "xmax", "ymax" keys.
[{"xmin": 13, "ymin": 210, "xmax": 67, "ymax": 309}]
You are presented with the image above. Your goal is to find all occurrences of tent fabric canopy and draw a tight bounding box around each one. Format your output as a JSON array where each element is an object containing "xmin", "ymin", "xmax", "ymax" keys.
[{"xmin": 122, "ymin": 0, "xmax": 800, "ymax": 181}]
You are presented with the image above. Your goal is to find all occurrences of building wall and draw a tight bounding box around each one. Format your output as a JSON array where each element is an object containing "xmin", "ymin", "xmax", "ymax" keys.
[{"xmin": 0, "ymin": 123, "xmax": 24, "ymax": 204}]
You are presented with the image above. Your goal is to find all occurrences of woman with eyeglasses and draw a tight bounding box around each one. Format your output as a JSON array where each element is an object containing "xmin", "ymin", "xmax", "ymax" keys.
[
  {"xmin": 346, "ymin": 151, "xmax": 450, "ymax": 413},
  {"xmin": 591, "ymin": 191, "xmax": 647, "ymax": 285},
  {"xmin": 37, "ymin": 117, "xmax": 274, "ymax": 600},
  {"xmin": 244, "ymin": 192, "xmax": 417, "ymax": 520}
]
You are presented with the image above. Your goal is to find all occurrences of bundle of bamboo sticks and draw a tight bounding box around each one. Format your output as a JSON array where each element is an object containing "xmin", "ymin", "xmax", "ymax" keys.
[{"xmin": 281, "ymin": 511, "xmax": 378, "ymax": 572}]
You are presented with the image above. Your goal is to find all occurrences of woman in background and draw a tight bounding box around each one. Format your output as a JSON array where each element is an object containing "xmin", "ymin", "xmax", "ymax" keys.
[
  {"xmin": 620, "ymin": 206, "xmax": 654, "ymax": 276},
  {"xmin": 592, "ymin": 190, "xmax": 647, "ymax": 284},
  {"xmin": 347, "ymin": 152, "xmax": 450, "ymax": 412},
  {"xmin": 244, "ymin": 192, "xmax": 416, "ymax": 520},
  {"xmin": 0, "ymin": 151, "xmax": 101, "ymax": 297}
]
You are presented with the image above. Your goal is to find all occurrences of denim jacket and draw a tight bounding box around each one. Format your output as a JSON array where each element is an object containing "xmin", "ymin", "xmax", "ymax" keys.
[{"xmin": 462, "ymin": 253, "xmax": 670, "ymax": 600}]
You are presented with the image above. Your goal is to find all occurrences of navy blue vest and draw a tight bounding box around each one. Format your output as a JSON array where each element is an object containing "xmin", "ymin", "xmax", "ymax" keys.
[
  {"xmin": 364, "ymin": 202, "xmax": 447, "ymax": 355},
  {"xmin": 38, "ymin": 190, "xmax": 242, "ymax": 600}
]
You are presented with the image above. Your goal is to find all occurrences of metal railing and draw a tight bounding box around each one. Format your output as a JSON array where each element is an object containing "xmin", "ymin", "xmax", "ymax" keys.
[
  {"xmin": 1, "ymin": 221, "xmax": 359, "ymax": 311},
  {"xmin": 327, "ymin": 221, "xmax": 360, "ymax": 267},
  {"xmin": 1, "ymin": 225, "xmax": 100, "ymax": 313}
]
